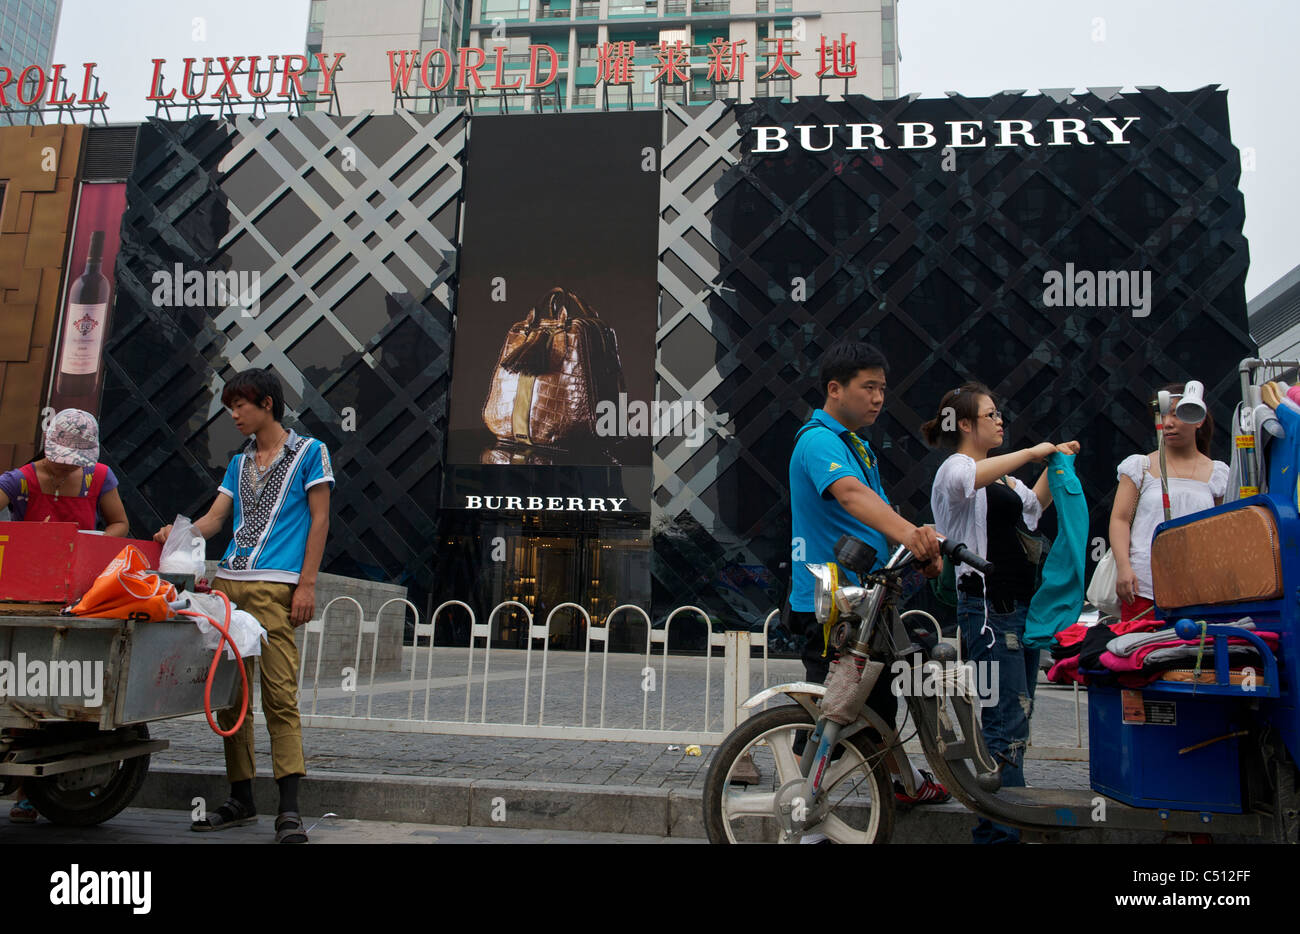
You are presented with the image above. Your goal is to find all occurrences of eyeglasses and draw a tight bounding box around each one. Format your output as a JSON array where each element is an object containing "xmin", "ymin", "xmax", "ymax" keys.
[{"xmin": 981, "ymin": 411, "xmax": 1003, "ymax": 423}]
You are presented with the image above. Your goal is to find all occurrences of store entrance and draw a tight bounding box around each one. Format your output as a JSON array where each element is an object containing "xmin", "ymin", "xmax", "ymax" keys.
[
  {"xmin": 502, "ymin": 533, "xmax": 584, "ymax": 649},
  {"xmin": 446, "ymin": 513, "xmax": 651, "ymax": 651}
]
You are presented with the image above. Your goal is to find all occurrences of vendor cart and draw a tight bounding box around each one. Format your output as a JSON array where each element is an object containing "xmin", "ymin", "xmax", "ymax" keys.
[
  {"xmin": 0, "ymin": 615, "xmax": 242, "ymax": 826},
  {"xmin": 0, "ymin": 523, "xmax": 242, "ymax": 826}
]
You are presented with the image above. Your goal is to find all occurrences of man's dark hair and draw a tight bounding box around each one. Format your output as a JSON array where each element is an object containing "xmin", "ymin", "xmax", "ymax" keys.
[
  {"xmin": 818, "ymin": 342, "xmax": 889, "ymax": 399},
  {"xmin": 221, "ymin": 368, "xmax": 285, "ymax": 421}
]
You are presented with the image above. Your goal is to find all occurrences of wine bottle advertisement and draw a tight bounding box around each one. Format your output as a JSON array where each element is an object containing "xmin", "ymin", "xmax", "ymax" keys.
[{"xmin": 47, "ymin": 181, "xmax": 127, "ymax": 418}]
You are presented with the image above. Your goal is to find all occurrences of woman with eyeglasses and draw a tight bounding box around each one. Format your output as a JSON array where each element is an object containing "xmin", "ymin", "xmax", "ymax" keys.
[
  {"xmin": 1109, "ymin": 382, "xmax": 1228, "ymax": 623},
  {"xmin": 922, "ymin": 381, "xmax": 1079, "ymax": 845}
]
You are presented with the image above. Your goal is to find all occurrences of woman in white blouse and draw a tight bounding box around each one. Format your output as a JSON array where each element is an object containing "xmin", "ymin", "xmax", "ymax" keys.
[
  {"xmin": 923, "ymin": 382, "xmax": 1078, "ymax": 845},
  {"xmin": 1109, "ymin": 382, "xmax": 1229, "ymax": 622}
]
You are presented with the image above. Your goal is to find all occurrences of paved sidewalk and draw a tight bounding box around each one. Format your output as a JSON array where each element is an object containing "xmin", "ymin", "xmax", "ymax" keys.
[
  {"xmin": 113, "ymin": 648, "xmax": 1128, "ymax": 841},
  {"xmin": 148, "ymin": 647, "xmax": 1092, "ymax": 790},
  {"xmin": 0, "ymin": 807, "xmax": 696, "ymax": 844},
  {"xmin": 146, "ymin": 712, "xmax": 1091, "ymax": 790}
]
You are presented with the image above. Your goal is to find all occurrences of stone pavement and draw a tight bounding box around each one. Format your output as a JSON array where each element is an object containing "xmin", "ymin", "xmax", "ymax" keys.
[
  {"xmin": 149, "ymin": 646, "xmax": 1092, "ymax": 790},
  {"xmin": 0, "ymin": 806, "xmax": 696, "ymax": 844},
  {"xmin": 5, "ymin": 643, "xmax": 1179, "ymax": 841},
  {"xmin": 110, "ymin": 649, "xmax": 1122, "ymax": 842}
]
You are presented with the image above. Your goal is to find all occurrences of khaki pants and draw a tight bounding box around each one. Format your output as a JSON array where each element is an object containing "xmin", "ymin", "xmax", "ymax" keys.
[{"xmin": 212, "ymin": 578, "xmax": 306, "ymax": 782}]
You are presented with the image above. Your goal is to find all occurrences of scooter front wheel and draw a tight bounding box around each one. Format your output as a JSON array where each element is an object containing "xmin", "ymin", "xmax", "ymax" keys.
[{"xmin": 702, "ymin": 703, "xmax": 895, "ymax": 844}]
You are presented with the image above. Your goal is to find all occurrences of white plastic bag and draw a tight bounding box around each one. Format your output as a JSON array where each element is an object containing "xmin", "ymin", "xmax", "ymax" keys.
[
  {"xmin": 159, "ymin": 514, "xmax": 206, "ymax": 576},
  {"xmin": 1087, "ymin": 550, "xmax": 1122, "ymax": 618},
  {"xmin": 176, "ymin": 590, "xmax": 267, "ymax": 659}
]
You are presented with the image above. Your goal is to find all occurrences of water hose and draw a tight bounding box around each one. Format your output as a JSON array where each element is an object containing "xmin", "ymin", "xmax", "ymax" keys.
[{"xmin": 177, "ymin": 589, "xmax": 250, "ymax": 737}]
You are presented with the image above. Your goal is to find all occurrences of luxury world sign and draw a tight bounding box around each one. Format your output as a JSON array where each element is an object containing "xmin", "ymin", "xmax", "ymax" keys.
[{"xmin": 0, "ymin": 34, "xmax": 866, "ymax": 110}]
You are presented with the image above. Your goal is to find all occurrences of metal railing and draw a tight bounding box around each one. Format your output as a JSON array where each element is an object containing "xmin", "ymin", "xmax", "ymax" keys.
[
  {"xmin": 297, "ymin": 597, "xmax": 750, "ymax": 743},
  {"xmin": 292, "ymin": 597, "xmax": 1088, "ymax": 758}
]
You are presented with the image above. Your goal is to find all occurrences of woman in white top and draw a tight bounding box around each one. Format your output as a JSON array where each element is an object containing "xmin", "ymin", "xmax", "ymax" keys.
[
  {"xmin": 1109, "ymin": 382, "xmax": 1229, "ymax": 622},
  {"xmin": 923, "ymin": 382, "xmax": 1078, "ymax": 845}
]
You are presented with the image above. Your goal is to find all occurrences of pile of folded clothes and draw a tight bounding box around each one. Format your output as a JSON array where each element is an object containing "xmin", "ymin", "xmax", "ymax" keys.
[{"xmin": 1047, "ymin": 617, "xmax": 1279, "ymax": 688}]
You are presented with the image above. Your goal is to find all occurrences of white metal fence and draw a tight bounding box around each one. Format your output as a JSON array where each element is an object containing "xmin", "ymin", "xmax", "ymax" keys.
[{"xmin": 293, "ymin": 597, "xmax": 1088, "ymax": 759}]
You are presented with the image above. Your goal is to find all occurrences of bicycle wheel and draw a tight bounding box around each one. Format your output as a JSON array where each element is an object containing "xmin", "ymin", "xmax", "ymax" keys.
[{"xmin": 702, "ymin": 703, "xmax": 895, "ymax": 844}]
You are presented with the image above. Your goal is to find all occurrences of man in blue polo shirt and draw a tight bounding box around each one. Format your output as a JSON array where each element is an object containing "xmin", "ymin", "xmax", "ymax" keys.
[{"xmin": 788, "ymin": 341, "xmax": 949, "ymax": 807}]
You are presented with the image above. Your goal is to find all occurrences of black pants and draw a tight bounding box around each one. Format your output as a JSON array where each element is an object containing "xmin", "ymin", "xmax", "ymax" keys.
[{"xmin": 787, "ymin": 607, "xmax": 898, "ymax": 727}]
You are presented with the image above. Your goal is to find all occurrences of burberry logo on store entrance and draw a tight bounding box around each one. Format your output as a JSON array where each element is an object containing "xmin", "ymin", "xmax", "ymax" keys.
[{"xmin": 464, "ymin": 496, "xmax": 628, "ymax": 512}]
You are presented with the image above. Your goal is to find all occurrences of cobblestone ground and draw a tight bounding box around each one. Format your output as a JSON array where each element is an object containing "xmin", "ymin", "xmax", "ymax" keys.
[{"xmin": 149, "ymin": 648, "xmax": 1092, "ymax": 790}]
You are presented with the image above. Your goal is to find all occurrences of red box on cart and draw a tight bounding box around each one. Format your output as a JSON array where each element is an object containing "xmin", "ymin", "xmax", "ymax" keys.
[{"xmin": 0, "ymin": 521, "xmax": 163, "ymax": 605}]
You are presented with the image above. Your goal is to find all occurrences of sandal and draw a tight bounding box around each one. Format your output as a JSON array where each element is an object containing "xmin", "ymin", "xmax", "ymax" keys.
[
  {"xmin": 9, "ymin": 799, "xmax": 37, "ymax": 823},
  {"xmin": 275, "ymin": 811, "xmax": 308, "ymax": 844},
  {"xmin": 191, "ymin": 797, "xmax": 257, "ymax": 832}
]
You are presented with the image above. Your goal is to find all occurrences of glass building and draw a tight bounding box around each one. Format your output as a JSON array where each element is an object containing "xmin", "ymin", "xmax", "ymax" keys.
[{"xmin": 0, "ymin": 0, "xmax": 61, "ymax": 71}]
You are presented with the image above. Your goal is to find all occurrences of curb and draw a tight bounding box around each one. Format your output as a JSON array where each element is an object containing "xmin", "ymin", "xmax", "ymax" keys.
[{"xmin": 137, "ymin": 766, "xmax": 1254, "ymax": 843}]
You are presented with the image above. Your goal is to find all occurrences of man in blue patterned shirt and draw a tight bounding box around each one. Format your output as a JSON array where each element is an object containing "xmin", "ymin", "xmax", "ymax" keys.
[{"xmin": 156, "ymin": 368, "xmax": 332, "ymax": 843}]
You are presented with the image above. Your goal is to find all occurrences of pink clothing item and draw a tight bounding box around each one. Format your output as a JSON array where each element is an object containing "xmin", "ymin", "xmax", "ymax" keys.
[{"xmin": 1048, "ymin": 656, "xmax": 1084, "ymax": 685}]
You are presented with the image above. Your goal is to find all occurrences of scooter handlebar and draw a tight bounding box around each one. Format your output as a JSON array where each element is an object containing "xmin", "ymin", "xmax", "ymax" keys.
[{"xmin": 939, "ymin": 537, "xmax": 995, "ymax": 576}]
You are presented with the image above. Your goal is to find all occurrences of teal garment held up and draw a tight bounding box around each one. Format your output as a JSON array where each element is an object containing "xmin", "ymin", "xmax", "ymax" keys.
[{"xmin": 1025, "ymin": 452, "xmax": 1088, "ymax": 650}]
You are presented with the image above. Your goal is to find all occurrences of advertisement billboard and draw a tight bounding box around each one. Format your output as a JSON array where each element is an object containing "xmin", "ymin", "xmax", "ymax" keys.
[
  {"xmin": 48, "ymin": 181, "xmax": 127, "ymax": 417},
  {"xmin": 445, "ymin": 111, "xmax": 661, "ymax": 487}
]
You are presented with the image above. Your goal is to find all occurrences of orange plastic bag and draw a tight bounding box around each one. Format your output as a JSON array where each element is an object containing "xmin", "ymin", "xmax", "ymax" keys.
[{"xmin": 69, "ymin": 545, "xmax": 177, "ymax": 621}]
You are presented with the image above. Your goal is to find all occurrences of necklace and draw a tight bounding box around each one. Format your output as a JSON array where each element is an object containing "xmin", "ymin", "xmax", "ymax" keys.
[
  {"xmin": 1162, "ymin": 455, "xmax": 1201, "ymax": 481},
  {"xmin": 247, "ymin": 431, "xmax": 289, "ymax": 499},
  {"xmin": 255, "ymin": 431, "xmax": 288, "ymax": 467},
  {"xmin": 42, "ymin": 463, "xmax": 80, "ymax": 501}
]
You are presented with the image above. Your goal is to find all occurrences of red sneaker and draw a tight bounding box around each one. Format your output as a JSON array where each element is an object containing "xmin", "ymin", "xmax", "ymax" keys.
[{"xmin": 894, "ymin": 771, "xmax": 951, "ymax": 805}]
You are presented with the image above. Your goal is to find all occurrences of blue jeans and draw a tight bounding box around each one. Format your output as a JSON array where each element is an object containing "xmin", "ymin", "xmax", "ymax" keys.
[{"xmin": 956, "ymin": 594, "xmax": 1038, "ymax": 845}]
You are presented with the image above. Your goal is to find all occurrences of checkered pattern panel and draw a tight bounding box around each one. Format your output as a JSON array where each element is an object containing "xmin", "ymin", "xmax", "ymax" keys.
[
  {"xmin": 651, "ymin": 89, "xmax": 1253, "ymax": 624},
  {"xmin": 102, "ymin": 110, "xmax": 467, "ymax": 586}
]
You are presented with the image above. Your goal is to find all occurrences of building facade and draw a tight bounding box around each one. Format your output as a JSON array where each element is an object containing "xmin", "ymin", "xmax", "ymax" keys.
[
  {"xmin": 302, "ymin": 0, "xmax": 471, "ymax": 114},
  {"xmin": 1248, "ymin": 264, "xmax": 1300, "ymax": 363},
  {"xmin": 0, "ymin": 82, "xmax": 1253, "ymax": 647}
]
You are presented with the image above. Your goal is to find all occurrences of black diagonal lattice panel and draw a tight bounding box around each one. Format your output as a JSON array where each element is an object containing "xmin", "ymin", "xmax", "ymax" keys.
[
  {"xmin": 651, "ymin": 90, "xmax": 1252, "ymax": 626},
  {"xmin": 103, "ymin": 110, "xmax": 467, "ymax": 589}
]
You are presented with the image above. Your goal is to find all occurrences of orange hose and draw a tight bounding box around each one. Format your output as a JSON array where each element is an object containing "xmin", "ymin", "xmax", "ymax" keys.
[{"xmin": 177, "ymin": 589, "xmax": 249, "ymax": 737}]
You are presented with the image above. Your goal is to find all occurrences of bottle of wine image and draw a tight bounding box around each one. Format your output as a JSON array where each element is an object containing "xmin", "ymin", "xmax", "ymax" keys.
[{"xmin": 55, "ymin": 231, "xmax": 111, "ymax": 399}]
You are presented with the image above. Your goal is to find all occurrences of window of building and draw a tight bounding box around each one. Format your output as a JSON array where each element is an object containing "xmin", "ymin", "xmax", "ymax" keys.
[
  {"xmin": 610, "ymin": 0, "xmax": 651, "ymax": 15},
  {"xmin": 484, "ymin": 34, "xmax": 532, "ymax": 65},
  {"xmin": 482, "ymin": 0, "xmax": 530, "ymax": 18},
  {"xmin": 423, "ymin": 0, "xmax": 441, "ymax": 29},
  {"xmin": 755, "ymin": 77, "xmax": 791, "ymax": 101},
  {"xmin": 538, "ymin": 0, "xmax": 573, "ymax": 17}
]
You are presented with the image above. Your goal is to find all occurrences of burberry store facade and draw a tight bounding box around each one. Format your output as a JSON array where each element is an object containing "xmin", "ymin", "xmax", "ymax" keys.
[{"xmin": 26, "ymin": 87, "xmax": 1252, "ymax": 646}]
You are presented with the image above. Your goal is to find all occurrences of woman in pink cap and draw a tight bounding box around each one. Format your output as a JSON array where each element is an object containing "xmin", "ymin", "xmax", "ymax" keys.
[
  {"xmin": 0, "ymin": 409, "xmax": 128, "ymax": 537},
  {"xmin": 0, "ymin": 408, "xmax": 128, "ymax": 822}
]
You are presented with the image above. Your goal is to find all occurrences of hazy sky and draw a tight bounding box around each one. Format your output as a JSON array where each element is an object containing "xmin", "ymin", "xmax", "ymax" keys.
[{"xmin": 52, "ymin": 0, "xmax": 1293, "ymax": 299}]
